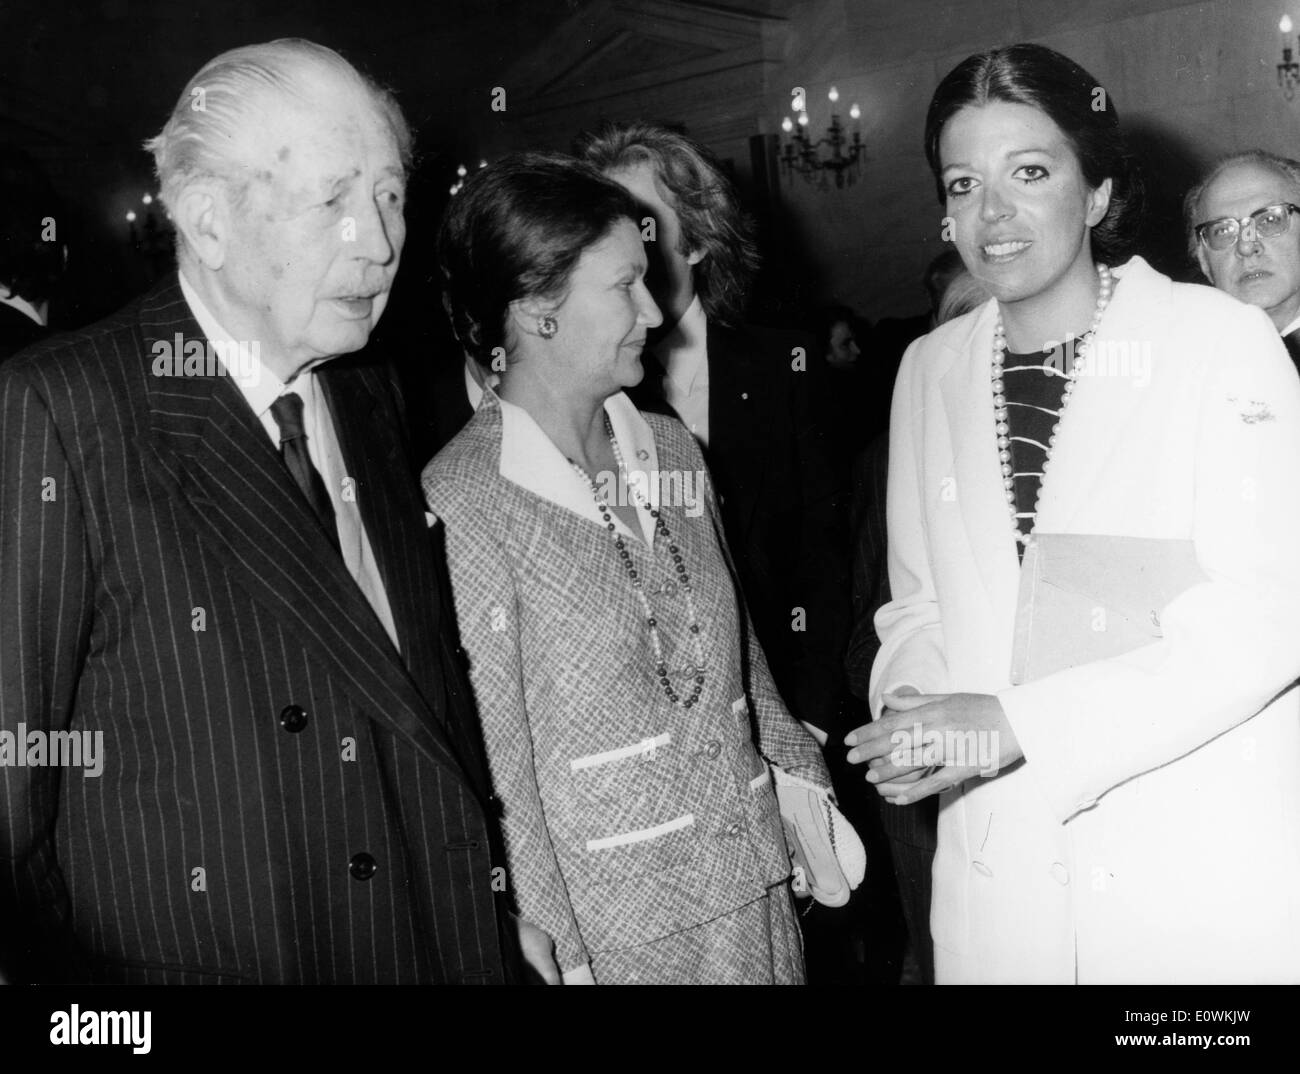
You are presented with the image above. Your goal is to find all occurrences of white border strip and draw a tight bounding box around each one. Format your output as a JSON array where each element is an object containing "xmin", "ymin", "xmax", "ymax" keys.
[
  {"xmin": 749, "ymin": 770, "xmax": 771, "ymax": 789},
  {"xmin": 570, "ymin": 733, "xmax": 670, "ymax": 772},
  {"xmin": 585, "ymin": 812, "xmax": 694, "ymax": 852}
]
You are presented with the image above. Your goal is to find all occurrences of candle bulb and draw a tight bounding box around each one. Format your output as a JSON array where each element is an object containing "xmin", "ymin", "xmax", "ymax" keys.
[
  {"xmin": 849, "ymin": 102, "xmax": 861, "ymax": 121},
  {"xmin": 828, "ymin": 85, "xmax": 839, "ymax": 104},
  {"xmin": 781, "ymin": 116, "xmax": 793, "ymax": 133},
  {"xmin": 798, "ymin": 111, "xmax": 809, "ymax": 127}
]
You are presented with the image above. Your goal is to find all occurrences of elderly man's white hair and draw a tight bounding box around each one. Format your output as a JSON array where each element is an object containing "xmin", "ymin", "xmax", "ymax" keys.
[{"xmin": 143, "ymin": 38, "xmax": 412, "ymax": 222}]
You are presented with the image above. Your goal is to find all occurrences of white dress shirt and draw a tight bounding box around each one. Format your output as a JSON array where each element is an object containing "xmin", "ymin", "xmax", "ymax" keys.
[
  {"xmin": 1281, "ymin": 312, "xmax": 1300, "ymax": 337},
  {"xmin": 0, "ymin": 291, "xmax": 45, "ymax": 327},
  {"xmin": 178, "ymin": 270, "xmax": 401, "ymax": 652},
  {"xmin": 652, "ymin": 294, "xmax": 710, "ymax": 447}
]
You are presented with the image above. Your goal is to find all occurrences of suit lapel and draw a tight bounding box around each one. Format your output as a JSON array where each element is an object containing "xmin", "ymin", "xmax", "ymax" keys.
[
  {"xmin": 136, "ymin": 278, "xmax": 472, "ymax": 784},
  {"xmin": 318, "ymin": 360, "xmax": 444, "ymax": 698},
  {"xmin": 937, "ymin": 300, "xmax": 1021, "ymax": 625},
  {"xmin": 321, "ymin": 360, "xmax": 497, "ymax": 803}
]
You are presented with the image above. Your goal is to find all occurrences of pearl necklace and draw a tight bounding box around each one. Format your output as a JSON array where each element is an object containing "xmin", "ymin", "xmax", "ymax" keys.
[
  {"xmin": 568, "ymin": 417, "xmax": 708, "ymax": 707},
  {"xmin": 993, "ymin": 262, "xmax": 1113, "ymax": 546}
]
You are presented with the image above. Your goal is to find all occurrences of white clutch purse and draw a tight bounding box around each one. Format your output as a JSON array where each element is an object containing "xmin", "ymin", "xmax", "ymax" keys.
[
  {"xmin": 1010, "ymin": 534, "xmax": 1207, "ymax": 684},
  {"xmin": 772, "ymin": 767, "xmax": 866, "ymax": 907}
]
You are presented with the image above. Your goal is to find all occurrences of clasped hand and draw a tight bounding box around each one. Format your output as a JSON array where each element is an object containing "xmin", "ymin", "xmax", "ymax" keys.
[{"xmin": 843, "ymin": 689, "xmax": 1022, "ymax": 804}]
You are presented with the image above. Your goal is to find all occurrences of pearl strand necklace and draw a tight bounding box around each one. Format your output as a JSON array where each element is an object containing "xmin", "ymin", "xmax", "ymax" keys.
[
  {"xmin": 993, "ymin": 262, "xmax": 1113, "ymax": 547},
  {"xmin": 568, "ymin": 417, "xmax": 708, "ymax": 707}
]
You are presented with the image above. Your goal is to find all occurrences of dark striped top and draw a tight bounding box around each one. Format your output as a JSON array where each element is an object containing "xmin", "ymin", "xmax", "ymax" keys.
[{"xmin": 1002, "ymin": 338, "xmax": 1079, "ymax": 556}]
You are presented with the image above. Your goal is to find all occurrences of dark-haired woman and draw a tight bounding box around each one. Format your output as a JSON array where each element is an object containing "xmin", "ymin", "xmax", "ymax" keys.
[
  {"xmin": 847, "ymin": 44, "xmax": 1300, "ymax": 982},
  {"xmin": 422, "ymin": 153, "xmax": 840, "ymax": 984}
]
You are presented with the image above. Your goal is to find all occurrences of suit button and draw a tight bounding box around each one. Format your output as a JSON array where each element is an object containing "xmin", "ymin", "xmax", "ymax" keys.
[
  {"xmin": 726, "ymin": 821, "xmax": 743, "ymax": 837},
  {"xmin": 1050, "ymin": 862, "xmax": 1070, "ymax": 886},
  {"xmin": 279, "ymin": 704, "xmax": 308, "ymax": 733},
  {"xmin": 705, "ymin": 740, "xmax": 722, "ymax": 759},
  {"xmin": 663, "ymin": 581, "xmax": 678, "ymax": 597},
  {"xmin": 972, "ymin": 860, "xmax": 993, "ymax": 877},
  {"xmin": 349, "ymin": 852, "xmax": 378, "ymax": 881}
]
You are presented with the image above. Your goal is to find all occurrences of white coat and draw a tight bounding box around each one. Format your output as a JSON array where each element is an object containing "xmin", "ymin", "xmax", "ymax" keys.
[{"xmin": 870, "ymin": 256, "xmax": 1300, "ymax": 983}]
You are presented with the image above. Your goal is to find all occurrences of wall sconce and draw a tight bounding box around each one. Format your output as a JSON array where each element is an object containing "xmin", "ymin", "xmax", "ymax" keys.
[
  {"xmin": 778, "ymin": 85, "xmax": 864, "ymax": 189},
  {"xmin": 1280, "ymin": 15, "xmax": 1299, "ymax": 98}
]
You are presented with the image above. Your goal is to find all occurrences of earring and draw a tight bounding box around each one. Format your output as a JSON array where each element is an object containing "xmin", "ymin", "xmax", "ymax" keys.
[{"xmin": 537, "ymin": 314, "xmax": 558, "ymax": 339}]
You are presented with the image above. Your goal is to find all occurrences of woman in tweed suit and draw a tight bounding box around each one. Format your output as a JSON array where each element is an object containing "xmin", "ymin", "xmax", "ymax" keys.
[{"xmin": 422, "ymin": 154, "xmax": 834, "ymax": 984}]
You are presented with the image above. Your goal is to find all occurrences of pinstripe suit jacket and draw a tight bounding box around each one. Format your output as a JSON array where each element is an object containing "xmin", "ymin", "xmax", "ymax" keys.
[
  {"xmin": 0, "ymin": 275, "xmax": 518, "ymax": 984},
  {"xmin": 422, "ymin": 392, "xmax": 829, "ymax": 973}
]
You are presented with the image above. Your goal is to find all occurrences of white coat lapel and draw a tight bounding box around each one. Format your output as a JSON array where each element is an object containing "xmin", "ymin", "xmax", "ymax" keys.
[
  {"xmin": 1033, "ymin": 257, "xmax": 1171, "ymax": 534},
  {"xmin": 937, "ymin": 299, "xmax": 1023, "ymax": 623}
]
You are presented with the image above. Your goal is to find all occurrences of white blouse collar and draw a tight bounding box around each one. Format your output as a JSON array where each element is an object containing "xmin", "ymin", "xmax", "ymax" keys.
[{"xmin": 496, "ymin": 390, "xmax": 660, "ymax": 546}]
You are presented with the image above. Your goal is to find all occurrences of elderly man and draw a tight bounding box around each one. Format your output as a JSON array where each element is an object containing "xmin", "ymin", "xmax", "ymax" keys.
[
  {"xmin": 0, "ymin": 39, "xmax": 530, "ymax": 984},
  {"xmin": 1186, "ymin": 149, "xmax": 1300, "ymax": 366}
]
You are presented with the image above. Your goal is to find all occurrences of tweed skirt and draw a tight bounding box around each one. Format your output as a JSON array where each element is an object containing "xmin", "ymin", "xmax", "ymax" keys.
[{"xmin": 587, "ymin": 885, "xmax": 805, "ymax": 985}]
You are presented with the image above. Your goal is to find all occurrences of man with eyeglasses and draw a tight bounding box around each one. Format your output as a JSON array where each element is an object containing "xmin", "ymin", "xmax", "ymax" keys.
[{"xmin": 1185, "ymin": 150, "xmax": 1300, "ymax": 367}]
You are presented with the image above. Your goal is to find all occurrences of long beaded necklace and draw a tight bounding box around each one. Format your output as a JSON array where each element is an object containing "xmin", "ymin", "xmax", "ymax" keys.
[
  {"xmin": 568, "ymin": 416, "xmax": 708, "ymax": 707},
  {"xmin": 993, "ymin": 262, "xmax": 1113, "ymax": 546}
]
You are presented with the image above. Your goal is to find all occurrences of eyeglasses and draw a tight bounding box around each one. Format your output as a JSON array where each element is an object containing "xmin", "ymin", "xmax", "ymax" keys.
[{"xmin": 1195, "ymin": 202, "xmax": 1300, "ymax": 251}]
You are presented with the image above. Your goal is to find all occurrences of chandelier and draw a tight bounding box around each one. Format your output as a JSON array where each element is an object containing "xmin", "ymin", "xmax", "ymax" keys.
[
  {"xmin": 1280, "ymin": 15, "xmax": 1299, "ymax": 99},
  {"xmin": 779, "ymin": 86, "xmax": 864, "ymax": 189}
]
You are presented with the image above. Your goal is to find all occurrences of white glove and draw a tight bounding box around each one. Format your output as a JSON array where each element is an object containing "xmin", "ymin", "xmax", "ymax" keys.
[{"xmin": 772, "ymin": 766, "xmax": 866, "ymax": 907}]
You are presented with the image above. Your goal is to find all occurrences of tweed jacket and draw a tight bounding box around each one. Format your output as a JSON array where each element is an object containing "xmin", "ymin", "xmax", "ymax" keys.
[
  {"xmin": 422, "ymin": 390, "xmax": 828, "ymax": 973},
  {"xmin": 871, "ymin": 257, "xmax": 1300, "ymax": 982},
  {"xmin": 0, "ymin": 274, "xmax": 518, "ymax": 984}
]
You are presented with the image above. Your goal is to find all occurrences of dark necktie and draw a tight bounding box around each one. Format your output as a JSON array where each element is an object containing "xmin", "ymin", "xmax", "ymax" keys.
[
  {"xmin": 269, "ymin": 392, "xmax": 340, "ymax": 553},
  {"xmin": 1283, "ymin": 329, "xmax": 1300, "ymax": 372}
]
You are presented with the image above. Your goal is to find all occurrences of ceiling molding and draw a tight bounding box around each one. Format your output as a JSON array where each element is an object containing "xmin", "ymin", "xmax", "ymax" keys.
[{"xmin": 504, "ymin": 0, "xmax": 787, "ymax": 113}]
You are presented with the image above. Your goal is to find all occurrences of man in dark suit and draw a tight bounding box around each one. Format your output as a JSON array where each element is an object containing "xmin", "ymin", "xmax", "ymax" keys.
[
  {"xmin": 0, "ymin": 39, "xmax": 531, "ymax": 985},
  {"xmin": 1185, "ymin": 149, "xmax": 1300, "ymax": 369},
  {"xmin": 0, "ymin": 148, "xmax": 63, "ymax": 362}
]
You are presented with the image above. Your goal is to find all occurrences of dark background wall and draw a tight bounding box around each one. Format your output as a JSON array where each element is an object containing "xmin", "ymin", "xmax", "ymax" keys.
[{"xmin": 3, "ymin": 0, "xmax": 1297, "ymax": 329}]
